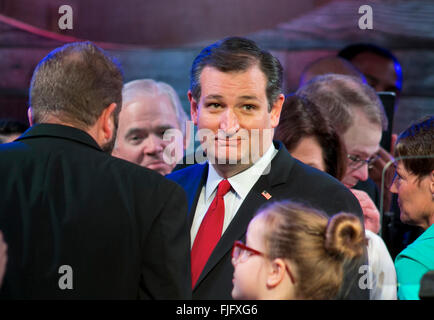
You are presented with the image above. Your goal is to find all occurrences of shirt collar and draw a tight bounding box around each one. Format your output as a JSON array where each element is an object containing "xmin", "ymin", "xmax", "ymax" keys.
[
  {"xmin": 205, "ymin": 144, "xmax": 277, "ymax": 201},
  {"xmin": 16, "ymin": 123, "xmax": 101, "ymax": 151}
]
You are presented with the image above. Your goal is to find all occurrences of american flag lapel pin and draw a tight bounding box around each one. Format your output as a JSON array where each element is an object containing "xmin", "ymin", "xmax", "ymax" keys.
[{"xmin": 261, "ymin": 190, "xmax": 272, "ymax": 200}]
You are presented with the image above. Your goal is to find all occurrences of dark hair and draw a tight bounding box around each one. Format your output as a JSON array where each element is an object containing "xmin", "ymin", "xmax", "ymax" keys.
[
  {"xmin": 274, "ymin": 94, "xmax": 347, "ymax": 180},
  {"xmin": 190, "ymin": 37, "xmax": 283, "ymax": 111},
  {"xmin": 30, "ymin": 41, "xmax": 124, "ymax": 129},
  {"xmin": 0, "ymin": 119, "xmax": 28, "ymax": 135},
  {"xmin": 259, "ymin": 201, "xmax": 365, "ymax": 300},
  {"xmin": 338, "ymin": 43, "xmax": 402, "ymax": 91},
  {"xmin": 394, "ymin": 115, "xmax": 434, "ymax": 178},
  {"xmin": 0, "ymin": 119, "xmax": 28, "ymax": 143}
]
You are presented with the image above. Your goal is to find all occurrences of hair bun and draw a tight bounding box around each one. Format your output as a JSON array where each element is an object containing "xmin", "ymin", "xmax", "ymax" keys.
[{"xmin": 324, "ymin": 213, "xmax": 365, "ymax": 259}]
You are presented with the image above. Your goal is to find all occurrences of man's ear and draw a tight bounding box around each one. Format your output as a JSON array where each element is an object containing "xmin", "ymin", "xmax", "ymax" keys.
[
  {"xmin": 429, "ymin": 170, "xmax": 434, "ymax": 195},
  {"xmin": 188, "ymin": 90, "xmax": 198, "ymax": 126},
  {"xmin": 266, "ymin": 258, "xmax": 287, "ymax": 288},
  {"xmin": 101, "ymin": 103, "xmax": 117, "ymax": 142},
  {"xmin": 27, "ymin": 107, "xmax": 34, "ymax": 126},
  {"xmin": 270, "ymin": 94, "xmax": 285, "ymax": 129}
]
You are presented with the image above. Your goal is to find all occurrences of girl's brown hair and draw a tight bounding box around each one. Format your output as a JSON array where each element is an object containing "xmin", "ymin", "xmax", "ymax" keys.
[
  {"xmin": 259, "ymin": 201, "xmax": 365, "ymax": 300},
  {"xmin": 274, "ymin": 94, "xmax": 347, "ymax": 181}
]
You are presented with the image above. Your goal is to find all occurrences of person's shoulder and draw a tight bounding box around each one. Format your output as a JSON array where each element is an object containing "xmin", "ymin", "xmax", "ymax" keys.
[
  {"xmin": 109, "ymin": 156, "xmax": 188, "ymax": 199},
  {"xmin": 0, "ymin": 139, "xmax": 33, "ymax": 155},
  {"xmin": 289, "ymin": 157, "xmax": 346, "ymax": 190},
  {"xmin": 278, "ymin": 157, "xmax": 362, "ymax": 216},
  {"xmin": 366, "ymin": 230, "xmax": 388, "ymax": 250},
  {"xmin": 397, "ymin": 227, "xmax": 434, "ymax": 265},
  {"xmin": 107, "ymin": 155, "xmax": 171, "ymax": 184},
  {"xmin": 366, "ymin": 230, "xmax": 394, "ymax": 265},
  {"xmin": 166, "ymin": 162, "xmax": 207, "ymax": 182}
]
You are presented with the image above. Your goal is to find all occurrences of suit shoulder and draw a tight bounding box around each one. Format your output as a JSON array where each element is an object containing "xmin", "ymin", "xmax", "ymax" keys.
[
  {"xmin": 290, "ymin": 158, "xmax": 343, "ymax": 188},
  {"xmin": 166, "ymin": 163, "xmax": 206, "ymax": 183},
  {"xmin": 108, "ymin": 157, "xmax": 187, "ymax": 201},
  {"xmin": 284, "ymin": 159, "xmax": 362, "ymax": 216},
  {"xmin": 107, "ymin": 156, "xmax": 176, "ymax": 185}
]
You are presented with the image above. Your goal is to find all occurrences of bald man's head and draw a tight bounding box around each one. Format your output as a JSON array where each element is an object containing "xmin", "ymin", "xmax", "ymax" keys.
[{"xmin": 299, "ymin": 56, "xmax": 366, "ymax": 87}]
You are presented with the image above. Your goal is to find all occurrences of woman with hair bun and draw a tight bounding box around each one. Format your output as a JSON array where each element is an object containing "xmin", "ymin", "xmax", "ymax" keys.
[{"xmin": 231, "ymin": 201, "xmax": 365, "ymax": 300}]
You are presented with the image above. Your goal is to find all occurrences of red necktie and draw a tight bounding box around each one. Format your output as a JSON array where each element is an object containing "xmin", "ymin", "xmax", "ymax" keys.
[{"xmin": 191, "ymin": 179, "xmax": 231, "ymax": 288}]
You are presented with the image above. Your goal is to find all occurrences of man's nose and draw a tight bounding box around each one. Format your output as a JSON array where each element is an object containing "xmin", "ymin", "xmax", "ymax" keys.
[
  {"xmin": 143, "ymin": 134, "xmax": 164, "ymax": 155},
  {"xmin": 219, "ymin": 108, "xmax": 240, "ymax": 135},
  {"xmin": 352, "ymin": 163, "xmax": 369, "ymax": 182}
]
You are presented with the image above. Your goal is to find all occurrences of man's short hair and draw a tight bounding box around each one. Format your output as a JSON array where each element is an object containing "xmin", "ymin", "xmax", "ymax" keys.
[
  {"xmin": 29, "ymin": 41, "xmax": 124, "ymax": 129},
  {"xmin": 338, "ymin": 43, "xmax": 402, "ymax": 91},
  {"xmin": 190, "ymin": 36, "xmax": 283, "ymax": 110},
  {"xmin": 296, "ymin": 74, "xmax": 388, "ymax": 134},
  {"xmin": 299, "ymin": 56, "xmax": 366, "ymax": 87},
  {"xmin": 274, "ymin": 94, "xmax": 347, "ymax": 181},
  {"xmin": 122, "ymin": 79, "xmax": 189, "ymax": 136}
]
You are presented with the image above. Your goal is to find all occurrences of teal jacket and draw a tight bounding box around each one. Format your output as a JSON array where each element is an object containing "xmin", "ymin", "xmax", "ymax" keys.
[{"xmin": 395, "ymin": 224, "xmax": 434, "ymax": 300}]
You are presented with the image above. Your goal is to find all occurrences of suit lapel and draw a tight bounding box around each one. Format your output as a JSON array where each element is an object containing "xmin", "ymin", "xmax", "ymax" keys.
[
  {"xmin": 195, "ymin": 175, "xmax": 272, "ymax": 287},
  {"xmin": 194, "ymin": 141, "xmax": 294, "ymax": 289},
  {"xmin": 184, "ymin": 163, "xmax": 208, "ymax": 228}
]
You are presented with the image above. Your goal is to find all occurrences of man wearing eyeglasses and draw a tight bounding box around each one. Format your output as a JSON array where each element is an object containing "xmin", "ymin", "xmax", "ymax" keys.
[
  {"xmin": 297, "ymin": 74, "xmax": 388, "ymax": 234},
  {"xmin": 342, "ymin": 109, "xmax": 384, "ymax": 234}
]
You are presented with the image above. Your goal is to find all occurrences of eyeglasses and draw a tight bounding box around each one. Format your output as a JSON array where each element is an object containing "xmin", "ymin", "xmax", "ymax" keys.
[
  {"xmin": 231, "ymin": 240, "xmax": 296, "ymax": 284},
  {"xmin": 347, "ymin": 154, "xmax": 379, "ymax": 171},
  {"xmin": 231, "ymin": 240, "xmax": 264, "ymax": 264}
]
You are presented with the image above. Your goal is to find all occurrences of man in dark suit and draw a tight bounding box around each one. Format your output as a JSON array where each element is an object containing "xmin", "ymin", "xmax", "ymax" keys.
[
  {"xmin": 0, "ymin": 42, "xmax": 191, "ymax": 299},
  {"xmin": 167, "ymin": 37, "xmax": 368, "ymax": 300}
]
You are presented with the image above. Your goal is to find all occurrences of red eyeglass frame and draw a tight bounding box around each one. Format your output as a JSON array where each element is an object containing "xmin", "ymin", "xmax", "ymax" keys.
[{"xmin": 231, "ymin": 240, "xmax": 296, "ymax": 284}]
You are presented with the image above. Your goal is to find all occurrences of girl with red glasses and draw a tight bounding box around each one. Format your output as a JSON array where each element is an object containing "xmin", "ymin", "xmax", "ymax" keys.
[{"xmin": 231, "ymin": 201, "xmax": 366, "ymax": 300}]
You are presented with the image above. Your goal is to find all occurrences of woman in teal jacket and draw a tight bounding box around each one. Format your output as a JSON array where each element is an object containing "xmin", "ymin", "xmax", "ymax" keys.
[{"xmin": 391, "ymin": 116, "xmax": 434, "ymax": 300}]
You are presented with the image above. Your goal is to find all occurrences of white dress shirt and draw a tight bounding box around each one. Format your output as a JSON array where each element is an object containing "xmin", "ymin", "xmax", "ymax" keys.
[{"xmin": 190, "ymin": 144, "xmax": 278, "ymax": 247}]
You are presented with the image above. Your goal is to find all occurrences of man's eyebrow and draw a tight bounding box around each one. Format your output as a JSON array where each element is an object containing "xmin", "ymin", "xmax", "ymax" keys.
[
  {"xmin": 155, "ymin": 124, "xmax": 176, "ymax": 131},
  {"xmin": 126, "ymin": 125, "xmax": 175, "ymax": 136},
  {"xmin": 203, "ymin": 94, "xmax": 260, "ymax": 101},
  {"xmin": 125, "ymin": 128, "xmax": 146, "ymax": 136},
  {"xmin": 351, "ymin": 151, "xmax": 371, "ymax": 159},
  {"xmin": 204, "ymin": 94, "xmax": 223, "ymax": 100},
  {"xmin": 238, "ymin": 95, "xmax": 260, "ymax": 101}
]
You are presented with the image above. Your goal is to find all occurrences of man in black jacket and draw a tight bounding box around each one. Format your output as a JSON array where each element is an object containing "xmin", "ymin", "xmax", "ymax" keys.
[
  {"xmin": 167, "ymin": 37, "xmax": 369, "ymax": 300},
  {"xmin": 0, "ymin": 42, "xmax": 191, "ymax": 299}
]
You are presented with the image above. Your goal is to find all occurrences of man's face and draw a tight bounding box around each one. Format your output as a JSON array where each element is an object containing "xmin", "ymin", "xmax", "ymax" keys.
[
  {"xmin": 351, "ymin": 52, "xmax": 401, "ymax": 97},
  {"xmin": 112, "ymin": 93, "xmax": 182, "ymax": 175},
  {"xmin": 189, "ymin": 65, "xmax": 283, "ymax": 169},
  {"xmin": 341, "ymin": 109, "xmax": 382, "ymax": 188}
]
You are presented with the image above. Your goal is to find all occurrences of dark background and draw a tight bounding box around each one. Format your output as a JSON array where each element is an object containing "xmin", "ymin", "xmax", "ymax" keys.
[{"xmin": 0, "ymin": 0, "xmax": 433, "ymax": 133}]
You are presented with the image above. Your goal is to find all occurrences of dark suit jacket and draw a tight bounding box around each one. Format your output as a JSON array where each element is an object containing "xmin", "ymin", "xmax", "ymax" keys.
[
  {"xmin": 0, "ymin": 124, "xmax": 191, "ymax": 299},
  {"xmin": 167, "ymin": 141, "xmax": 368, "ymax": 300}
]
